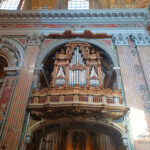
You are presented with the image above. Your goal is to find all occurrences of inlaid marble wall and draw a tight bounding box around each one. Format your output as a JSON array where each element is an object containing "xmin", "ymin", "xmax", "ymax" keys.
[
  {"xmin": 0, "ymin": 45, "xmax": 40, "ymax": 150},
  {"xmin": 117, "ymin": 42, "xmax": 150, "ymax": 150}
]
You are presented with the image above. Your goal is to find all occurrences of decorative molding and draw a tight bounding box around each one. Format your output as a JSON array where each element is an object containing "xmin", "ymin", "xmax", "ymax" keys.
[
  {"xmin": 36, "ymin": 38, "xmax": 119, "ymax": 68},
  {"xmin": 0, "ymin": 24, "xmax": 144, "ymax": 29},
  {"xmin": 0, "ymin": 9, "xmax": 148, "ymax": 24},
  {"xmin": 0, "ymin": 9, "xmax": 147, "ymax": 36},
  {"xmin": 0, "ymin": 38, "xmax": 24, "ymax": 67},
  {"xmin": 27, "ymin": 33, "xmax": 44, "ymax": 46},
  {"xmin": 29, "ymin": 86, "xmax": 125, "ymax": 120},
  {"xmin": 0, "ymin": 48, "xmax": 17, "ymax": 67},
  {"xmin": 131, "ymin": 33, "xmax": 150, "ymax": 46},
  {"xmin": 112, "ymin": 34, "xmax": 129, "ymax": 46}
]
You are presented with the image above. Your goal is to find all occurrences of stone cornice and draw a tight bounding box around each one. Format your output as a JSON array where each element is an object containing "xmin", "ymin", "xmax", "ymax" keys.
[{"xmin": 0, "ymin": 9, "xmax": 148, "ymax": 24}]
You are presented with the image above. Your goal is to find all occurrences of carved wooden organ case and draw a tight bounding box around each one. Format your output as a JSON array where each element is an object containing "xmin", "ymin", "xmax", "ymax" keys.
[
  {"xmin": 27, "ymin": 42, "xmax": 127, "ymax": 150},
  {"xmin": 52, "ymin": 42, "xmax": 103, "ymax": 88}
]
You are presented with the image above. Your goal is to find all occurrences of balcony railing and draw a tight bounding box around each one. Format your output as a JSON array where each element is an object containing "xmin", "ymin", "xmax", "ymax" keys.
[
  {"xmin": 29, "ymin": 86, "xmax": 124, "ymax": 108},
  {"xmin": 28, "ymin": 87, "xmax": 126, "ymax": 120},
  {"xmin": 30, "ymin": 94, "xmax": 123, "ymax": 106}
]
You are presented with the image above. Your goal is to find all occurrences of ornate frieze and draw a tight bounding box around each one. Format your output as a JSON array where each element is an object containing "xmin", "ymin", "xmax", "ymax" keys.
[
  {"xmin": 0, "ymin": 9, "xmax": 148, "ymax": 37},
  {"xmin": 0, "ymin": 23, "xmax": 144, "ymax": 28},
  {"xmin": 0, "ymin": 9, "xmax": 148, "ymax": 22},
  {"xmin": 29, "ymin": 86, "xmax": 125, "ymax": 120}
]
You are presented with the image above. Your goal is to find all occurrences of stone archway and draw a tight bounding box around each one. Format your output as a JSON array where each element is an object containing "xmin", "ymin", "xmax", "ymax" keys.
[
  {"xmin": 0, "ymin": 38, "xmax": 25, "ymax": 134},
  {"xmin": 0, "ymin": 38, "xmax": 24, "ymax": 67},
  {"xmin": 36, "ymin": 38, "xmax": 118, "ymax": 68},
  {"xmin": 27, "ymin": 120, "xmax": 126, "ymax": 150}
]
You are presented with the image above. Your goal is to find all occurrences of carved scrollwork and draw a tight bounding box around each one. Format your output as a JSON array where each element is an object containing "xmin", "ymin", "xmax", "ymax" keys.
[
  {"xmin": 27, "ymin": 33, "xmax": 44, "ymax": 46},
  {"xmin": 69, "ymin": 64, "xmax": 86, "ymax": 71},
  {"xmin": 131, "ymin": 33, "xmax": 150, "ymax": 46},
  {"xmin": 112, "ymin": 34, "xmax": 129, "ymax": 46}
]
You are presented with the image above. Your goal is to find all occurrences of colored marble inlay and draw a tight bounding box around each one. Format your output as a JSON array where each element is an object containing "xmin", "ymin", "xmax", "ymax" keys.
[
  {"xmin": 0, "ymin": 45, "xmax": 39, "ymax": 150},
  {"xmin": 15, "ymin": 38, "xmax": 26, "ymax": 47},
  {"xmin": 43, "ymin": 39, "xmax": 54, "ymax": 48},
  {"xmin": 0, "ymin": 77, "xmax": 16, "ymax": 132},
  {"xmin": 101, "ymin": 39, "xmax": 112, "ymax": 47},
  {"xmin": 0, "ymin": 77, "xmax": 16, "ymax": 108}
]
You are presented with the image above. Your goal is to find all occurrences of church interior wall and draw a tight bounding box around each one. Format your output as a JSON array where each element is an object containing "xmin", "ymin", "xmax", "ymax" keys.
[{"xmin": 0, "ymin": 3, "xmax": 150, "ymax": 150}]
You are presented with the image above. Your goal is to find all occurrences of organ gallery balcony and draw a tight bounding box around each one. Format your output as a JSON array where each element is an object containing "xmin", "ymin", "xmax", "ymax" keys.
[
  {"xmin": 28, "ymin": 86, "xmax": 126, "ymax": 120},
  {"xmin": 28, "ymin": 42, "xmax": 127, "ymax": 121}
]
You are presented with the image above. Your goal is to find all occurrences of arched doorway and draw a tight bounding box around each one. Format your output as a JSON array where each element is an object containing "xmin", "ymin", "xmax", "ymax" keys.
[{"xmin": 27, "ymin": 120, "xmax": 125, "ymax": 150}]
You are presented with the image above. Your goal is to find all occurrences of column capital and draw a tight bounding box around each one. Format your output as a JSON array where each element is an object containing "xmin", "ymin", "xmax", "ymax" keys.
[
  {"xmin": 27, "ymin": 33, "xmax": 44, "ymax": 46},
  {"xmin": 112, "ymin": 34, "xmax": 129, "ymax": 46},
  {"xmin": 131, "ymin": 33, "xmax": 150, "ymax": 46}
]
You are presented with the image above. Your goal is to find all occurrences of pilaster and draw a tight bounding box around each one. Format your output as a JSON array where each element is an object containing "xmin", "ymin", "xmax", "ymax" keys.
[
  {"xmin": 114, "ymin": 33, "xmax": 150, "ymax": 150},
  {"xmin": 131, "ymin": 34, "xmax": 150, "ymax": 141},
  {"xmin": 0, "ymin": 34, "xmax": 43, "ymax": 150},
  {"xmin": 131, "ymin": 33, "xmax": 150, "ymax": 46}
]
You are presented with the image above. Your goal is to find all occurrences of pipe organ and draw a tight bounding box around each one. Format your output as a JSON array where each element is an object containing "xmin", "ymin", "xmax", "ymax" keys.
[
  {"xmin": 69, "ymin": 46, "xmax": 86, "ymax": 86},
  {"xmin": 52, "ymin": 42, "xmax": 103, "ymax": 88},
  {"xmin": 28, "ymin": 42, "xmax": 126, "ymax": 150}
]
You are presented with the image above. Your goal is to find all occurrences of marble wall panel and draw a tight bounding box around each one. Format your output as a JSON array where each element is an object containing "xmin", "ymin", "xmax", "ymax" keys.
[
  {"xmin": 117, "ymin": 45, "xmax": 150, "ymax": 150},
  {"xmin": 0, "ymin": 46, "xmax": 39, "ymax": 150}
]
